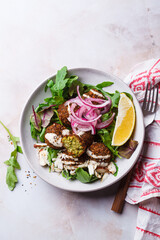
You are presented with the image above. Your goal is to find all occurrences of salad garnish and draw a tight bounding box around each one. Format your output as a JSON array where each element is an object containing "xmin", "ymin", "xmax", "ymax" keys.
[{"xmin": 0, "ymin": 121, "xmax": 23, "ymax": 190}]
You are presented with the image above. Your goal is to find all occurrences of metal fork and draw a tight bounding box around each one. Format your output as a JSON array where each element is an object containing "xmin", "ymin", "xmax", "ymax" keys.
[{"xmin": 142, "ymin": 83, "xmax": 159, "ymax": 127}]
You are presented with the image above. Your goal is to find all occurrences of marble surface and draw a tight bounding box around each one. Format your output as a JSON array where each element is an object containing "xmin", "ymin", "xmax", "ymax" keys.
[{"xmin": 0, "ymin": 0, "xmax": 160, "ymax": 239}]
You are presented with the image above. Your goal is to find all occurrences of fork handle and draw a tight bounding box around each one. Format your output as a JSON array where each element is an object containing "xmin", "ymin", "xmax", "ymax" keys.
[{"xmin": 111, "ymin": 168, "xmax": 134, "ymax": 213}]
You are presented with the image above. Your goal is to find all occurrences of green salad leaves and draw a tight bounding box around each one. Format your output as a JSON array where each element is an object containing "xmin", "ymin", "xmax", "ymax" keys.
[
  {"xmin": 62, "ymin": 168, "xmax": 98, "ymax": 183},
  {"xmin": 30, "ymin": 66, "xmax": 85, "ymax": 141},
  {"xmin": 0, "ymin": 121, "xmax": 23, "ymax": 191}
]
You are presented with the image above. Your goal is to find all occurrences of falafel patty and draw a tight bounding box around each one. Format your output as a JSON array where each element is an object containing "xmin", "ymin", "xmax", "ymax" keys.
[
  {"xmin": 62, "ymin": 131, "xmax": 93, "ymax": 157},
  {"xmin": 57, "ymin": 103, "xmax": 80, "ymax": 127},
  {"xmin": 86, "ymin": 142, "xmax": 112, "ymax": 161},
  {"xmin": 45, "ymin": 123, "xmax": 70, "ymax": 149},
  {"xmin": 57, "ymin": 103, "xmax": 71, "ymax": 127},
  {"xmin": 86, "ymin": 142, "xmax": 115, "ymax": 177}
]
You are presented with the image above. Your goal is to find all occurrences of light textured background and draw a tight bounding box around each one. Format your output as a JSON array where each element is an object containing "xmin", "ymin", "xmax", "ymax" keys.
[{"xmin": 0, "ymin": 0, "xmax": 160, "ymax": 239}]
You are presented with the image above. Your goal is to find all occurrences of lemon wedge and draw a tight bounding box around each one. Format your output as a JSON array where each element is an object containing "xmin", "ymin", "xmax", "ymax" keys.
[{"xmin": 112, "ymin": 93, "xmax": 135, "ymax": 146}]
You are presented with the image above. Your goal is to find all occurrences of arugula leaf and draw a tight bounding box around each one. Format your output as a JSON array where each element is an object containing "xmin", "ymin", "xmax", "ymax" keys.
[
  {"xmin": 55, "ymin": 66, "xmax": 67, "ymax": 88},
  {"xmin": 53, "ymin": 109, "xmax": 63, "ymax": 125},
  {"xmin": 97, "ymin": 127, "xmax": 120, "ymax": 157},
  {"xmin": 0, "ymin": 121, "xmax": 22, "ymax": 190},
  {"xmin": 61, "ymin": 168, "xmax": 98, "ymax": 183},
  {"xmin": 62, "ymin": 170, "xmax": 76, "ymax": 180},
  {"xmin": 101, "ymin": 112, "xmax": 112, "ymax": 122},
  {"xmin": 113, "ymin": 162, "xmax": 119, "ymax": 176},
  {"xmin": 109, "ymin": 91, "xmax": 120, "ymax": 108},
  {"xmin": 6, "ymin": 166, "xmax": 18, "ymax": 191},
  {"xmin": 46, "ymin": 79, "xmax": 54, "ymax": 90},
  {"xmin": 50, "ymin": 66, "xmax": 68, "ymax": 96},
  {"xmin": 11, "ymin": 149, "xmax": 17, "ymax": 158},
  {"xmin": 75, "ymin": 168, "xmax": 98, "ymax": 183},
  {"xmin": 47, "ymin": 147, "xmax": 59, "ymax": 165},
  {"xmin": 39, "ymin": 127, "xmax": 46, "ymax": 142},
  {"xmin": 96, "ymin": 81, "xmax": 113, "ymax": 89},
  {"xmin": 69, "ymin": 80, "xmax": 84, "ymax": 97},
  {"xmin": 76, "ymin": 168, "xmax": 90, "ymax": 183},
  {"xmin": 67, "ymin": 75, "xmax": 79, "ymax": 87},
  {"xmin": 44, "ymin": 96, "xmax": 64, "ymax": 106},
  {"xmin": 17, "ymin": 146, "xmax": 23, "ymax": 154},
  {"xmin": 0, "ymin": 121, "xmax": 18, "ymax": 149},
  {"xmin": 45, "ymin": 79, "xmax": 54, "ymax": 94},
  {"xmin": 35, "ymin": 103, "xmax": 49, "ymax": 113},
  {"xmin": 4, "ymin": 156, "xmax": 21, "ymax": 169},
  {"xmin": 45, "ymin": 66, "xmax": 69, "ymax": 99},
  {"xmin": 30, "ymin": 122, "xmax": 39, "ymax": 141},
  {"xmin": 122, "ymin": 92, "xmax": 133, "ymax": 101}
]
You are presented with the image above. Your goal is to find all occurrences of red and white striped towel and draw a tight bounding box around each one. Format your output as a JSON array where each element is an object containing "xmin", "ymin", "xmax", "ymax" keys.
[{"xmin": 124, "ymin": 59, "xmax": 160, "ymax": 240}]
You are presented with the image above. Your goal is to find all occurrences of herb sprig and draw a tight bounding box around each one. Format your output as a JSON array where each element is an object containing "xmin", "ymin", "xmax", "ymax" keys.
[{"xmin": 0, "ymin": 121, "xmax": 23, "ymax": 190}]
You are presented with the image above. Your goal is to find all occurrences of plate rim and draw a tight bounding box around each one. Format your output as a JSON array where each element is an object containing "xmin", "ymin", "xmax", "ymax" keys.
[{"xmin": 19, "ymin": 67, "xmax": 145, "ymax": 192}]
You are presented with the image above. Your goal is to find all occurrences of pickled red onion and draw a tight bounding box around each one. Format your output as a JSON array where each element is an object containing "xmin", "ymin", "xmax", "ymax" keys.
[
  {"xmin": 70, "ymin": 104, "xmax": 101, "ymax": 123},
  {"xmin": 65, "ymin": 85, "xmax": 114, "ymax": 135},
  {"xmin": 77, "ymin": 85, "xmax": 111, "ymax": 109}
]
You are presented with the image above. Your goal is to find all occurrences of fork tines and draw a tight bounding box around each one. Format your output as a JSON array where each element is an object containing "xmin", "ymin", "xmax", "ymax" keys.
[{"xmin": 142, "ymin": 83, "xmax": 159, "ymax": 113}]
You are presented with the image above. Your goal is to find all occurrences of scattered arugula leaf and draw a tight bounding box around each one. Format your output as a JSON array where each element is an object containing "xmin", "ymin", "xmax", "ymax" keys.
[
  {"xmin": 4, "ymin": 155, "xmax": 21, "ymax": 169},
  {"xmin": 0, "ymin": 121, "xmax": 19, "ymax": 149},
  {"xmin": 0, "ymin": 121, "xmax": 22, "ymax": 191},
  {"xmin": 17, "ymin": 146, "xmax": 23, "ymax": 154},
  {"xmin": 6, "ymin": 166, "xmax": 18, "ymax": 191}
]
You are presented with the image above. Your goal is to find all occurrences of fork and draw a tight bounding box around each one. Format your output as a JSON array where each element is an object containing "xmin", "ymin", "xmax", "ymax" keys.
[
  {"xmin": 111, "ymin": 82, "xmax": 159, "ymax": 213},
  {"xmin": 142, "ymin": 83, "xmax": 159, "ymax": 127}
]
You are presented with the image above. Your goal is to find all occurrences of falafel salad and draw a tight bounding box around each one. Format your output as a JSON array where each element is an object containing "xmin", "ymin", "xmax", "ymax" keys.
[{"xmin": 30, "ymin": 66, "xmax": 138, "ymax": 183}]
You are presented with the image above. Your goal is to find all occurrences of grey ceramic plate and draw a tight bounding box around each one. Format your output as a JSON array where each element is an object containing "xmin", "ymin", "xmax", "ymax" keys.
[{"xmin": 20, "ymin": 68, "xmax": 145, "ymax": 192}]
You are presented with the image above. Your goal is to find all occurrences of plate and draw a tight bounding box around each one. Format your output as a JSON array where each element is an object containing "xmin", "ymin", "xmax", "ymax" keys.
[{"xmin": 20, "ymin": 68, "xmax": 145, "ymax": 192}]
